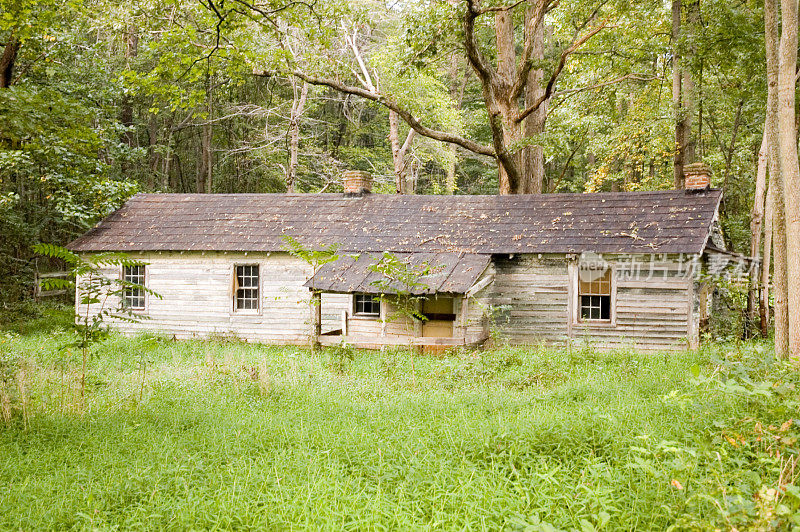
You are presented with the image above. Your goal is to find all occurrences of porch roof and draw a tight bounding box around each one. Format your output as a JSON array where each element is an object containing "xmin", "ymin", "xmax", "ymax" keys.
[{"xmin": 304, "ymin": 252, "xmax": 491, "ymax": 295}]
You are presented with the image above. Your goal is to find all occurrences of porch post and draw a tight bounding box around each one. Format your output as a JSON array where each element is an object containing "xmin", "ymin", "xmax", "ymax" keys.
[{"xmin": 310, "ymin": 290, "xmax": 322, "ymax": 349}]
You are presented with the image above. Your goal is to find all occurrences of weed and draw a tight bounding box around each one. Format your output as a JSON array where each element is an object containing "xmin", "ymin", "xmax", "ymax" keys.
[
  {"xmin": 0, "ymin": 308, "xmax": 797, "ymax": 530},
  {"xmin": 327, "ymin": 342, "xmax": 355, "ymax": 375}
]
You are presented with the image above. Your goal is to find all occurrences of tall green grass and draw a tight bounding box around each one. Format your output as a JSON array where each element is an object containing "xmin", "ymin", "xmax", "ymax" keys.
[{"xmin": 1, "ymin": 309, "xmax": 798, "ymax": 530}]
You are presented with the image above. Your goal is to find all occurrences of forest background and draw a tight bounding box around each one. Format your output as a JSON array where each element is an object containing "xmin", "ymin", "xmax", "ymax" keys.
[{"xmin": 0, "ymin": 0, "xmax": 789, "ymax": 344}]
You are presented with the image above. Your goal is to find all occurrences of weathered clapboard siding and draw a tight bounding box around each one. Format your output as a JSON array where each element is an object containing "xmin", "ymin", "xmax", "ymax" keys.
[
  {"xmin": 462, "ymin": 263, "xmax": 495, "ymax": 344},
  {"xmin": 77, "ymin": 252, "xmax": 348, "ymax": 344},
  {"xmin": 76, "ymin": 250, "xmax": 699, "ymax": 351},
  {"xmin": 484, "ymin": 254, "xmax": 695, "ymax": 351},
  {"xmin": 491, "ymin": 255, "xmax": 570, "ymax": 344},
  {"xmin": 321, "ymin": 293, "xmax": 350, "ymax": 333},
  {"xmin": 342, "ymin": 295, "xmax": 486, "ymax": 345},
  {"xmin": 345, "ymin": 298, "xmax": 421, "ymax": 342}
]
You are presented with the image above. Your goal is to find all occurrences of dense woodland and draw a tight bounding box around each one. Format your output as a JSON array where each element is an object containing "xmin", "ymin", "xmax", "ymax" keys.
[{"xmin": 1, "ymin": 0, "xmax": 800, "ymax": 355}]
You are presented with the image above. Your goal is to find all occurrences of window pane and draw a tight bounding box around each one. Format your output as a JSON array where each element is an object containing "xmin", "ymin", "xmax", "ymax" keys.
[
  {"xmin": 600, "ymin": 294, "xmax": 610, "ymax": 320},
  {"xmin": 580, "ymin": 295, "xmax": 611, "ymax": 321},
  {"xmin": 123, "ymin": 265, "xmax": 145, "ymax": 309},
  {"xmin": 235, "ymin": 265, "xmax": 259, "ymax": 311},
  {"xmin": 579, "ymin": 269, "xmax": 611, "ymax": 295},
  {"xmin": 354, "ymin": 294, "xmax": 379, "ymax": 315}
]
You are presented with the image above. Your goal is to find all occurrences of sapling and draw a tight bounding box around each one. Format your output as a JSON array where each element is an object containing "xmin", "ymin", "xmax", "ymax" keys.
[
  {"xmin": 368, "ymin": 252, "xmax": 435, "ymax": 386},
  {"xmin": 282, "ymin": 235, "xmax": 340, "ymax": 351},
  {"xmin": 34, "ymin": 243, "xmax": 160, "ymax": 404}
]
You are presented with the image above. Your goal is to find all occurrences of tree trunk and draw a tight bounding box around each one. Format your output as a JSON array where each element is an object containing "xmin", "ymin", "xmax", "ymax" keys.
[
  {"xmin": 389, "ymin": 110, "xmax": 415, "ymax": 194},
  {"xmin": 747, "ymin": 133, "xmax": 768, "ymax": 337},
  {"xmin": 672, "ymin": 0, "xmax": 685, "ymax": 189},
  {"xmin": 522, "ymin": 7, "xmax": 547, "ymax": 194},
  {"xmin": 494, "ymin": 10, "xmax": 524, "ymax": 195},
  {"xmin": 198, "ymin": 121, "xmax": 212, "ymax": 193},
  {"xmin": 761, "ymin": 181, "xmax": 774, "ymax": 337},
  {"xmin": 766, "ymin": 0, "xmax": 789, "ymax": 356},
  {"xmin": 682, "ymin": 1, "xmax": 699, "ymax": 164},
  {"xmin": 778, "ymin": 0, "xmax": 800, "ymax": 359},
  {"xmin": 446, "ymin": 54, "xmax": 469, "ymax": 194},
  {"xmin": 287, "ymin": 80, "xmax": 308, "ymax": 193},
  {"xmin": 672, "ymin": 0, "xmax": 697, "ymax": 189},
  {"xmin": 147, "ymin": 113, "xmax": 160, "ymax": 190},
  {"xmin": 120, "ymin": 26, "xmax": 138, "ymax": 148},
  {"xmin": 0, "ymin": 38, "xmax": 20, "ymax": 88}
]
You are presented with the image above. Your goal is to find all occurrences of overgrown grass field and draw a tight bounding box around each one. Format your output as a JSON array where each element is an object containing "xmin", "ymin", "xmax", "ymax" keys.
[{"xmin": 1, "ymin": 306, "xmax": 799, "ymax": 530}]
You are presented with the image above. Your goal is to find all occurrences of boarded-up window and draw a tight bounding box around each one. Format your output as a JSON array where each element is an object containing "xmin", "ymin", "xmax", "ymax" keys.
[
  {"xmin": 122, "ymin": 265, "xmax": 145, "ymax": 310},
  {"xmin": 235, "ymin": 265, "xmax": 259, "ymax": 311},
  {"xmin": 579, "ymin": 268, "xmax": 611, "ymax": 321},
  {"xmin": 354, "ymin": 294, "xmax": 380, "ymax": 316}
]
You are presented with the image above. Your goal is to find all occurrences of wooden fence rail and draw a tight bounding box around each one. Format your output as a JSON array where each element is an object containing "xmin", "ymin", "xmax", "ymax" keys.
[{"xmin": 33, "ymin": 271, "xmax": 70, "ymax": 301}]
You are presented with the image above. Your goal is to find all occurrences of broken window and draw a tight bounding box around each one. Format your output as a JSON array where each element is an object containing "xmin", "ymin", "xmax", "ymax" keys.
[
  {"xmin": 579, "ymin": 267, "xmax": 612, "ymax": 321},
  {"xmin": 353, "ymin": 294, "xmax": 380, "ymax": 316},
  {"xmin": 234, "ymin": 265, "xmax": 259, "ymax": 311},
  {"xmin": 122, "ymin": 265, "xmax": 146, "ymax": 310}
]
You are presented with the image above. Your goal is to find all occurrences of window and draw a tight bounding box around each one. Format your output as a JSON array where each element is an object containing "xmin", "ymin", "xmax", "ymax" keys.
[
  {"xmin": 234, "ymin": 265, "xmax": 259, "ymax": 311},
  {"xmin": 579, "ymin": 267, "xmax": 612, "ymax": 321},
  {"xmin": 354, "ymin": 294, "xmax": 380, "ymax": 316},
  {"xmin": 122, "ymin": 265, "xmax": 146, "ymax": 310}
]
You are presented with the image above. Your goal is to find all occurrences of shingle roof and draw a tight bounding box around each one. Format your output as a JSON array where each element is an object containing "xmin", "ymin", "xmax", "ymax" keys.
[
  {"xmin": 68, "ymin": 190, "xmax": 722, "ymax": 255},
  {"xmin": 304, "ymin": 252, "xmax": 491, "ymax": 295}
]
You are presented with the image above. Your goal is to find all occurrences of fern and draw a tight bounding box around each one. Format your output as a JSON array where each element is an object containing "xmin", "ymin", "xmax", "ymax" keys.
[{"xmin": 32, "ymin": 243, "xmax": 79, "ymax": 265}]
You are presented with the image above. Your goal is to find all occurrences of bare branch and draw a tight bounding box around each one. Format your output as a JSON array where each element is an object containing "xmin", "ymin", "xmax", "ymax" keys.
[
  {"xmin": 515, "ymin": 18, "xmax": 609, "ymax": 124},
  {"xmin": 463, "ymin": 0, "xmax": 496, "ymax": 85},
  {"xmin": 511, "ymin": 0, "xmax": 556, "ymax": 99},
  {"xmin": 552, "ymin": 73, "xmax": 655, "ymax": 98},
  {"xmin": 254, "ymin": 69, "xmax": 496, "ymax": 157}
]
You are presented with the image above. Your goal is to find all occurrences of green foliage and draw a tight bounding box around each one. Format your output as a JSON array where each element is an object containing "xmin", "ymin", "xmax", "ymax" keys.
[
  {"xmin": 33, "ymin": 244, "xmax": 160, "ymax": 397},
  {"xmin": 281, "ymin": 235, "xmax": 340, "ymax": 273},
  {"xmin": 325, "ymin": 342, "xmax": 355, "ymax": 375},
  {"xmin": 368, "ymin": 251, "xmax": 433, "ymax": 323}
]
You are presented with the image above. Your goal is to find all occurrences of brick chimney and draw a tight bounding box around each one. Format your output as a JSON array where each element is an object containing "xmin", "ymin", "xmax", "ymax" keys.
[
  {"xmin": 343, "ymin": 170, "xmax": 372, "ymax": 196},
  {"xmin": 684, "ymin": 162, "xmax": 712, "ymax": 191}
]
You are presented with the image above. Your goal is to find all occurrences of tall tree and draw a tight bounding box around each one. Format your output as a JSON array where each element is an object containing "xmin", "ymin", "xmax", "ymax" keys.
[
  {"xmin": 671, "ymin": 0, "xmax": 698, "ymax": 189},
  {"xmin": 236, "ymin": 0, "xmax": 652, "ymax": 194},
  {"xmin": 748, "ymin": 132, "xmax": 767, "ymax": 337},
  {"xmin": 778, "ymin": 0, "xmax": 800, "ymax": 359},
  {"xmin": 766, "ymin": 0, "xmax": 789, "ymax": 356}
]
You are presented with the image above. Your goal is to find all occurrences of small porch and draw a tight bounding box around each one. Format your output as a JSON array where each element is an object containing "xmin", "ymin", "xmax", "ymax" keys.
[{"xmin": 304, "ymin": 252, "xmax": 494, "ymax": 350}]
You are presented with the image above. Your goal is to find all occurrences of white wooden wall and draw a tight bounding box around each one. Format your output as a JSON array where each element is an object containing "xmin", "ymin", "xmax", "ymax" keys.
[
  {"xmin": 76, "ymin": 252, "xmax": 348, "ymax": 344},
  {"xmin": 76, "ymin": 251, "xmax": 696, "ymax": 351},
  {"xmin": 491, "ymin": 255, "xmax": 570, "ymax": 345}
]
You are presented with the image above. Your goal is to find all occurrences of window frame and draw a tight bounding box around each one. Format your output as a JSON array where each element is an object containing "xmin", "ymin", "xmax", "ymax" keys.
[
  {"xmin": 121, "ymin": 264, "xmax": 147, "ymax": 311},
  {"xmin": 233, "ymin": 263, "xmax": 261, "ymax": 314},
  {"xmin": 572, "ymin": 262, "xmax": 616, "ymax": 326},
  {"xmin": 353, "ymin": 293, "xmax": 381, "ymax": 317}
]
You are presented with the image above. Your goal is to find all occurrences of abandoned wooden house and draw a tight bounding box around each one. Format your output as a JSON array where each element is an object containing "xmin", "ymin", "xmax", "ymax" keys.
[{"xmin": 68, "ymin": 165, "xmax": 727, "ymax": 351}]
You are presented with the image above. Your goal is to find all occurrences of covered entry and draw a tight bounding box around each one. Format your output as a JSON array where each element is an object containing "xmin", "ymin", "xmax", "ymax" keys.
[
  {"xmin": 304, "ymin": 252, "xmax": 492, "ymax": 348},
  {"xmin": 421, "ymin": 297, "xmax": 456, "ymax": 338}
]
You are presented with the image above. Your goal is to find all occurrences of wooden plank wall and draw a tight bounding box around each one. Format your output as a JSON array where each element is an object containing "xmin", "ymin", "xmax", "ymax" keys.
[
  {"xmin": 346, "ymin": 297, "xmax": 419, "ymax": 341},
  {"xmin": 463, "ymin": 262, "xmax": 495, "ymax": 343},
  {"xmin": 76, "ymin": 251, "xmax": 696, "ymax": 351},
  {"xmin": 491, "ymin": 255, "xmax": 570, "ymax": 345},
  {"xmin": 489, "ymin": 255, "xmax": 694, "ymax": 351},
  {"xmin": 77, "ymin": 252, "xmax": 349, "ymax": 344}
]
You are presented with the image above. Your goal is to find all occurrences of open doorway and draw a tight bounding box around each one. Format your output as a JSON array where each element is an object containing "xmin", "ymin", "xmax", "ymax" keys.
[{"xmin": 421, "ymin": 297, "xmax": 455, "ymax": 337}]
